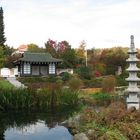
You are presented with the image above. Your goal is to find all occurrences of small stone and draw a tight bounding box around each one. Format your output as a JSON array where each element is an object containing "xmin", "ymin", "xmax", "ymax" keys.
[
  {"xmin": 87, "ymin": 129, "xmax": 95, "ymax": 135},
  {"xmin": 67, "ymin": 115, "xmax": 81, "ymax": 128},
  {"xmin": 73, "ymin": 133, "xmax": 89, "ymax": 140},
  {"xmin": 86, "ymin": 129, "xmax": 96, "ymax": 139}
]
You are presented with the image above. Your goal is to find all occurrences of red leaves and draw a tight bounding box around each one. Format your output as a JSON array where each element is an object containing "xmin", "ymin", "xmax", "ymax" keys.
[
  {"xmin": 95, "ymin": 71, "xmax": 102, "ymax": 77},
  {"xmin": 47, "ymin": 39, "xmax": 66, "ymax": 52}
]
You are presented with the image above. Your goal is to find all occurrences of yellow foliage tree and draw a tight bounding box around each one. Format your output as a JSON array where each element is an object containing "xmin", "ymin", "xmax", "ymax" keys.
[{"xmin": 76, "ymin": 40, "xmax": 86, "ymax": 58}]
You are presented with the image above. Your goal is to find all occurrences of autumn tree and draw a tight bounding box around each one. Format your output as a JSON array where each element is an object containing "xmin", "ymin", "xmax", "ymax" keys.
[
  {"xmin": 45, "ymin": 39, "xmax": 71, "ymax": 57},
  {"xmin": 60, "ymin": 48, "xmax": 78, "ymax": 68},
  {"xmin": 45, "ymin": 39, "xmax": 58, "ymax": 57},
  {"xmin": 0, "ymin": 7, "xmax": 6, "ymax": 46},
  {"xmin": 45, "ymin": 39, "xmax": 77, "ymax": 68},
  {"xmin": 76, "ymin": 40, "xmax": 86, "ymax": 66},
  {"xmin": 87, "ymin": 48, "xmax": 105, "ymax": 76},
  {"xmin": 100, "ymin": 47, "xmax": 127, "ymax": 75},
  {"xmin": 28, "ymin": 43, "xmax": 44, "ymax": 53},
  {"xmin": 5, "ymin": 53, "xmax": 22, "ymax": 68}
]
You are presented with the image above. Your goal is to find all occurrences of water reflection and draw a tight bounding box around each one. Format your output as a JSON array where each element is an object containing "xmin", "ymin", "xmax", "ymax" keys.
[
  {"xmin": 0, "ymin": 111, "xmax": 73, "ymax": 140},
  {"xmin": 5, "ymin": 121, "xmax": 72, "ymax": 140}
]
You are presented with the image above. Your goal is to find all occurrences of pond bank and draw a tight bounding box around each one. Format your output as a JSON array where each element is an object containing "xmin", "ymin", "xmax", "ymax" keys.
[{"xmin": 64, "ymin": 101, "xmax": 140, "ymax": 140}]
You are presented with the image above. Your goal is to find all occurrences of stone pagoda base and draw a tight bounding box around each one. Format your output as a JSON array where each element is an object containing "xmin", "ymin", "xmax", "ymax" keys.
[{"xmin": 126, "ymin": 94, "xmax": 140, "ymax": 110}]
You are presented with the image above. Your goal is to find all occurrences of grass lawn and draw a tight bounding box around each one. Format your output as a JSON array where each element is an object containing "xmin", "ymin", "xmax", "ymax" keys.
[{"xmin": 0, "ymin": 78, "xmax": 14, "ymax": 89}]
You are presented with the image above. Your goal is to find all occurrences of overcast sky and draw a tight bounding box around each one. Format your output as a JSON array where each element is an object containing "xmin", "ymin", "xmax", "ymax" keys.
[{"xmin": 1, "ymin": 0, "xmax": 140, "ymax": 49}]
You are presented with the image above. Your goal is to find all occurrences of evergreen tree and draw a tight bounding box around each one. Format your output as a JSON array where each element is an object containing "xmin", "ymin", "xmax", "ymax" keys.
[{"xmin": 0, "ymin": 7, "xmax": 6, "ymax": 46}]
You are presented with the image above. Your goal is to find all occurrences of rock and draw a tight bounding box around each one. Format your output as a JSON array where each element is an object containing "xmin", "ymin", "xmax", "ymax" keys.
[
  {"xmin": 61, "ymin": 120, "xmax": 68, "ymax": 126},
  {"xmin": 68, "ymin": 115, "xmax": 81, "ymax": 128},
  {"xmin": 61, "ymin": 115, "xmax": 81, "ymax": 135},
  {"xmin": 87, "ymin": 129, "xmax": 95, "ymax": 135},
  {"xmin": 86, "ymin": 129, "xmax": 96, "ymax": 139},
  {"xmin": 61, "ymin": 115, "xmax": 81, "ymax": 128},
  {"xmin": 73, "ymin": 133, "xmax": 89, "ymax": 140}
]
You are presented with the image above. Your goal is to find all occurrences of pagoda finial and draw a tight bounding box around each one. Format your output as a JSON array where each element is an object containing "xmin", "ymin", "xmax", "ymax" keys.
[{"xmin": 130, "ymin": 35, "xmax": 135, "ymax": 49}]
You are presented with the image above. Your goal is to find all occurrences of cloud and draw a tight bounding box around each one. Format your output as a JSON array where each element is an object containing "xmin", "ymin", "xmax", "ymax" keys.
[{"xmin": 1, "ymin": 0, "xmax": 140, "ymax": 48}]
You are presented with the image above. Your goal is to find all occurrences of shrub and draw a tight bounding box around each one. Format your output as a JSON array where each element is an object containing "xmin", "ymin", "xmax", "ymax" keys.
[
  {"xmin": 60, "ymin": 72, "xmax": 70, "ymax": 82},
  {"xmin": 47, "ymin": 75, "xmax": 57, "ymax": 83},
  {"xmin": 99, "ymin": 129, "xmax": 126, "ymax": 140},
  {"xmin": 91, "ymin": 92, "xmax": 111, "ymax": 106},
  {"xmin": 56, "ymin": 79, "xmax": 63, "ymax": 87},
  {"xmin": 28, "ymin": 83, "xmax": 48, "ymax": 90},
  {"xmin": 68, "ymin": 77, "xmax": 83, "ymax": 91},
  {"xmin": 17, "ymin": 77, "xmax": 48, "ymax": 83},
  {"xmin": 102, "ymin": 76, "xmax": 116, "ymax": 93},
  {"xmin": 73, "ymin": 99, "xmax": 140, "ymax": 140},
  {"xmin": 83, "ymin": 78, "xmax": 103, "ymax": 88},
  {"xmin": 116, "ymin": 75, "xmax": 127, "ymax": 86},
  {"xmin": 59, "ymin": 89, "xmax": 79, "ymax": 107},
  {"xmin": 76, "ymin": 66, "xmax": 92, "ymax": 80}
]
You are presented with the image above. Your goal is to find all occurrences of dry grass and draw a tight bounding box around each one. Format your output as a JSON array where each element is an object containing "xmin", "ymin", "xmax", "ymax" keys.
[{"xmin": 81, "ymin": 88, "xmax": 101, "ymax": 94}]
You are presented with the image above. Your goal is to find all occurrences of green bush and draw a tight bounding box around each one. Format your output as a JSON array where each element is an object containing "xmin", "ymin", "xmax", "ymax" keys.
[
  {"xmin": 76, "ymin": 66, "xmax": 92, "ymax": 80},
  {"xmin": 59, "ymin": 89, "xmax": 79, "ymax": 107},
  {"xmin": 91, "ymin": 92, "xmax": 111, "ymax": 105},
  {"xmin": 116, "ymin": 75, "xmax": 128, "ymax": 86},
  {"xmin": 91, "ymin": 92, "xmax": 111, "ymax": 100},
  {"xmin": 60, "ymin": 72, "xmax": 70, "ymax": 82}
]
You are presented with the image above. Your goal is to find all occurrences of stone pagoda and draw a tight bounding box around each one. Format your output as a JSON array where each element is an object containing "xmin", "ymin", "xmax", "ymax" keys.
[{"xmin": 126, "ymin": 35, "xmax": 140, "ymax": 110}]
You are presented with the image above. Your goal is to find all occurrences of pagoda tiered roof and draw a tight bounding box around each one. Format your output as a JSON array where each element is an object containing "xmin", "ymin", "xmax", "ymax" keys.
[
  {"xmin": 126, "ymin": 67, "xmax": 140, "ymax": 71},
  {"xmin": 126, "ymin": 58, "xmax": 139, "ymax": 62},
  {"xmin": 126, "ymin": 77, "xmax": 140, "ymax": 81},
  {"xmin": 126, "ymin": 87, "xmax": 140, "ymax": 92},
  {"xmin": 128, "ymin": 49, "xmax": 137, "ymax": 54}
]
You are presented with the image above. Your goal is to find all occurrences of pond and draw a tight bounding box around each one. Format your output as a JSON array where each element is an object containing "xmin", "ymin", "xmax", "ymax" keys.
[{"xmin": 0, "ymin": 111, "xmax": 73, "ymax": 140}]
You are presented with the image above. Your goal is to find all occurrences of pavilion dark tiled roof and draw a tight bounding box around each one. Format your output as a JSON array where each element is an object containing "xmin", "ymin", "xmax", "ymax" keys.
[{"xmin": 17, "ymin": 52, "xmax": 62, "ymax": 63}]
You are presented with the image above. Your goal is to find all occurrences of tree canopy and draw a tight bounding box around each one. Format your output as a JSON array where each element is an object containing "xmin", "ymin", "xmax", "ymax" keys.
[
  {"xmin": 0, "ymin": 47, "xmax": 5, "ymax": 68},
  {"xmin": 0, "ymin": 7, "xmax": 6, "ymax": 46},
  {"xmin": 28, "ymin": 43, "xmax": 44, "ymax": 53}
]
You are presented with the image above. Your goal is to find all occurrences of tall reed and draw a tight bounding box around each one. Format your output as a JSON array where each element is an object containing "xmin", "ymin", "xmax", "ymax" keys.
[{"xmin": 0, "ymin": 87, "xmax": 79, "ymax": 111}]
